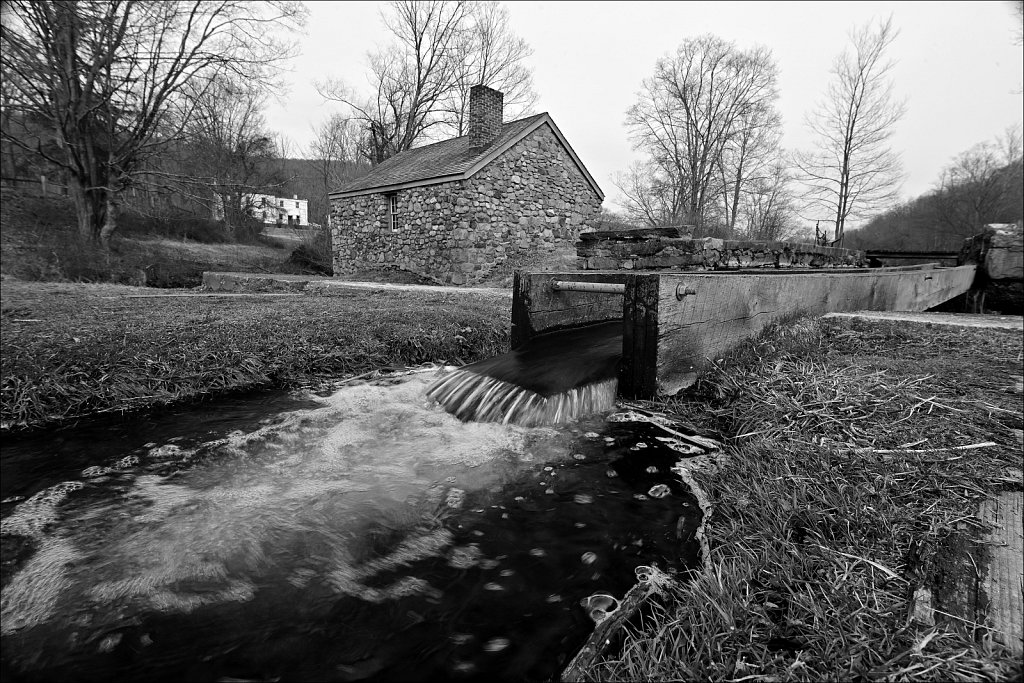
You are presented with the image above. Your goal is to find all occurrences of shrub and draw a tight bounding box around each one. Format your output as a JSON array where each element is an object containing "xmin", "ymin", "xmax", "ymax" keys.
[{"xmin": 283, "ymin": 230, "xmax": 333, "ymax": 275}]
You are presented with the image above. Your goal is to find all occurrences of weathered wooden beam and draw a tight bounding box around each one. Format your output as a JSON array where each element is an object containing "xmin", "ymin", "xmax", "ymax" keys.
[
  {"xmin": 511, "ymin": 270, "xmax": 628, "ymax": 347},
  {"xmin": 653, "ymin": 265, "xmax": 977, "ymax": 394},
  {"xmin": 513, "ymin": 265, "xmax": 975, "ymax": 397}
]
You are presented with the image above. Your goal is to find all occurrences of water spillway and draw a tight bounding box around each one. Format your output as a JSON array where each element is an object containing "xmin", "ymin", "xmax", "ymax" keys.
[{"xmin": 427, "ymin": 321, "xmax": 623, "ymax": 427}]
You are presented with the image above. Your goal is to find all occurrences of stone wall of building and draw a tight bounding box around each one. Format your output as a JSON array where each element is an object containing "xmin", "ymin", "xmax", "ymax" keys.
[
  {"xmin": 330, "ymin": 124, "xmax": 601, "ymax": 285},
  {"xmin": 576, "ymin": 228, "xmax": 867, "ymax": 270}
]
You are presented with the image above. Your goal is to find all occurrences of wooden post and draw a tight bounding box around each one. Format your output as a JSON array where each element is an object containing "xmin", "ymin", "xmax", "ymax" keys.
[{"xmin": 620, "ymin": 273, "xmax": 659, "ymax": 399}]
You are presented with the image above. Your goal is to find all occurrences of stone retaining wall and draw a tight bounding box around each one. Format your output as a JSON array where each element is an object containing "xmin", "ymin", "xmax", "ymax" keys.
[
  {"xmin": 330, "ymin": 124, "xmax": 601, "ymax": 285},
  {"xmin": 576, "ymin": 228, "xmax": 867, "ymax": 271},
  {"xmin": 959, "ymin": 222, "xmax": 1024, "ymax": 314}
]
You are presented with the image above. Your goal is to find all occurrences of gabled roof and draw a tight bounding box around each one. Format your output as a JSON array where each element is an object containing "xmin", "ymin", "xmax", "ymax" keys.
[{"xmin": 329, "ymin": 113, "xmax": 604, "ymax": 200}]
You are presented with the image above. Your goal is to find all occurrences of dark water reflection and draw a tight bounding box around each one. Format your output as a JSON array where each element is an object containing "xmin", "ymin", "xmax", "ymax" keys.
[{"xmin": 1, "ymin": 373, "xmax": 700, "ymax": 682}]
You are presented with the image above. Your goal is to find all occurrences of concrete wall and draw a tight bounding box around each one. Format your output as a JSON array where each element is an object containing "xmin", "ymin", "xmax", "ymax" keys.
[{"xmin": 330, "ymin": 124, "xmax": 601, "ymax": 285}]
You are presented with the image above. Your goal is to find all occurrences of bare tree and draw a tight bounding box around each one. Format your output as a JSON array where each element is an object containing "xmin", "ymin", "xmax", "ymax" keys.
[
  {"xmin": 793, "ymin": 16, "xmax": 906, "ymax": 246},
  {"xmin": 933, "ymin": 126, "xmax": 1023, "ymax": 239},
  {"xmin": 318, "ymin": 1, "xmax": 537, "ymax": 164},
  {"xmin": 0, "ymin": 0, "xmax": 305, "ymax": 244},
  {"xmin": 307, "ymin": 113, "xmax": 362, "ymax": 225},
  {"xmin": 717, "ymin": 101, "xmax": 782, "ymax": 234},
  {"xmin": 177, "ymin": 76, "xmax": 283, "ymax": 236},
  {"xmin": 318, "ymin": 1, "xmax": 469, "ymax": 164},
  {"xmin": 625, "ymin": 36, "xmax": 781, "ymax": 235},
  {"xmin": 613, "ymin": 160, "xmax": 689, "ymax": 228},
  {"xmin": 445, "ymin": 2, "xmax": 536, "ymax": 135},
  {"xmin": 741, "ymin": 158, "xmax": 798, "ymax": 241}
]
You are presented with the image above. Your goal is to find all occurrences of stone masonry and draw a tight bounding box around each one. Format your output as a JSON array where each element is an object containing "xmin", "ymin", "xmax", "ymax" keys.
[
  {"xmin": 577, "ymin": 227, "xmax": 867, "ymax": 270},
  {"xmin": 330, "ymin": 124, "xmax": 601, "ymax": 285}
]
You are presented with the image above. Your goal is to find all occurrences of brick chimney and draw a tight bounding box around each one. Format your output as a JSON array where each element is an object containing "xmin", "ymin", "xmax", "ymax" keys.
[{"xmin": 468, "ymin": 85, "xmax": 503, "ymax": 152}]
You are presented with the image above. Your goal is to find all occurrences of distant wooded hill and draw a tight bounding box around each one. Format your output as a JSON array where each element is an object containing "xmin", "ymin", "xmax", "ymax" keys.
[{"xmin": 845, "ymin": 157, "xmax": 1023, "ymax": 252}]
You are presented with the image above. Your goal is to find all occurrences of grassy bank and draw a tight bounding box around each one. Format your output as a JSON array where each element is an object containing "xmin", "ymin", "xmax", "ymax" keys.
[
  {"xmin": 0, "ymin": 194, "xmax": 332, "ymax": 286},
  {"xmin": 0, "ymin": 280, "xmax": 509, "ymax": 433},
  {"xmin": 582, "ymin": 316, "xmax": 1023, "ymax": 681}
]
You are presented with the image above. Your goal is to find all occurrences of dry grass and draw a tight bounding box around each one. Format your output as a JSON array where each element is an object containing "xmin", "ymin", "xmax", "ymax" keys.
[
  {"xmin": 0, "ymin": 279, "xmax": 509, "ymax": 433},
  {"xmin": 582, "ymin": 316, "xmax": 1023, "ymax": 682}
]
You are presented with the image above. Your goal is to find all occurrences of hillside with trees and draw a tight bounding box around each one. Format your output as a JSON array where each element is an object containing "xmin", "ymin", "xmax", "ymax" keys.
[{"xmin": 844, "ymin": 129, "xmax": 1023, "ymax": 251}]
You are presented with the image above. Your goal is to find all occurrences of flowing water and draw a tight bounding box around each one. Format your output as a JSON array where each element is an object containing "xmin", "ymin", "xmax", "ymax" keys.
[
  {"xmin": 426, "ymin": 322, "xmax": 623, "ymax": 427},
  {"xmin": 1, "ymin": 371, "xmax": 702, "ymax": 682}
]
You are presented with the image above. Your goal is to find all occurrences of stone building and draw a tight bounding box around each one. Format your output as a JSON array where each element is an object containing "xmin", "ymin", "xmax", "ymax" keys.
[{"xmin": 328, "ymin": 85, "xmax": 604, "ymax": 285}]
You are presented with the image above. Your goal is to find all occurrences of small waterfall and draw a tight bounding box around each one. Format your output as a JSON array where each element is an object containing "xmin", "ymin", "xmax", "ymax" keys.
[{"xmin": 427, "ymin": 321, "xmax": 622, "ymax": 426}]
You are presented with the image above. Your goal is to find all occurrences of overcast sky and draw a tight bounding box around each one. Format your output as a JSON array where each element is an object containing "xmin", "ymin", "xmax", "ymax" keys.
[{"xmin": 265, "ymin": 1, "xmax": 1024, "ymax": 220}]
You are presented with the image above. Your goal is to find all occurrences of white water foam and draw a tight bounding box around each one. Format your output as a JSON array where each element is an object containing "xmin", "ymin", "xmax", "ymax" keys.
[{"xmin": 0, "ymin": 375, "xmax": 580, "ymax": 638}]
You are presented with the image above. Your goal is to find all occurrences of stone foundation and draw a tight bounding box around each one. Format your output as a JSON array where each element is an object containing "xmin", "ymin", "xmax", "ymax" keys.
[{"xmin": 576, "ymin": 228, "xmax": 867, "ymax": 271}]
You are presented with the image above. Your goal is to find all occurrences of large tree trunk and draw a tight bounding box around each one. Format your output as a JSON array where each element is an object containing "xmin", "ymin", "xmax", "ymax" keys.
[
  {"xmin": 69, "ymin": 177, "xmax": 109, "ymax": 243},
  {"xmin": 99, "ymin": 194, "xmax": 119, "ymax": 246}
]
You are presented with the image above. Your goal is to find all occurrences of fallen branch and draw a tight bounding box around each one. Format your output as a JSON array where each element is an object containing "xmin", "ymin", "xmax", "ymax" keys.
[{"xmin": 561, "ymin": 579, "xmax": 660, "ymax": 682}]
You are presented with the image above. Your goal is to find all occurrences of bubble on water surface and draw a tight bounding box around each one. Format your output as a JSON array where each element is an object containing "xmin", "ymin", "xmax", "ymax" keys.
[
  {"xmin": 580, "ymin": 593, "xmax": 619, "ymax": 624},
  {"xmin": 147, "ymin": 444, "xmax": 185, "ymax": 460},
  {"xmin": 655, "ymin": 436, "xmax": 704, "ymax": 454},
  {"xmin": 97, "ymin": 633, "xmax": 122, "ymax": 653},
  {"xmin": 483, "ymin": 637, "xmax": 510, "ymax": 652},
  {"xmin": 82, "ymin": 466, "xmax": 111, "ymax": 478},
  {"xmin": 648, "ymin": 484, "xmax": 671, "ymax": 499},
  {"xmin": 0, "ymin": 481, "xmax": 84, "ymax": 538},
  {"xmin": 114, "ymin": 455, "xmax": 139, "ymax": 470},
  {"xmin": 446, "ymin": 488, "xmax": 466, "ymax": 509},
  {"xmin": 450, "ymin": 660, "xmax": 477, "ymax": 676}
]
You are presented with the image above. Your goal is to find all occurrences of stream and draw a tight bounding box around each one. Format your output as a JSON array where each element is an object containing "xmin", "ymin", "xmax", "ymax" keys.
[{"xmin": 1, "ymin": 371, "xmax": 703, "ymax": 682}]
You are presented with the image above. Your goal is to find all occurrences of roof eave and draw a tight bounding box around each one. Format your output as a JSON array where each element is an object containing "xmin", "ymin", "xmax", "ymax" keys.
[
  {"xmin": 328, "ymin": 172, "xmax": 465, "ymax": 200},
  {"xmin": 329, "ymin": 113, "xmax": 604, "ymax": 201}
]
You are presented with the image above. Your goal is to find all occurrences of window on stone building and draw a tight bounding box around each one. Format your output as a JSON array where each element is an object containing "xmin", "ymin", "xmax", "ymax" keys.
[{"xmin": 389, "ymin": 194, "xmax": 399, "ymax": 232}]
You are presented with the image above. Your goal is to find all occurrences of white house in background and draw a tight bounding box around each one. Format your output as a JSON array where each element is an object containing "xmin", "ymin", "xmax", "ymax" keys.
[{"xmin": 247, "ymin": 193, "xmax": 309, "ymax": 226}]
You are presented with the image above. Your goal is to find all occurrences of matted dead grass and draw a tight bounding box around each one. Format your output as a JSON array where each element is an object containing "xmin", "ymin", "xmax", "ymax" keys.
[
  {"xmin": 580, "ymin": 316, "xmax": 1023, "ymax": 682},
  {"xmin": 0, "ymin": 279, "xmax": 509, "ymax": 433}
]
